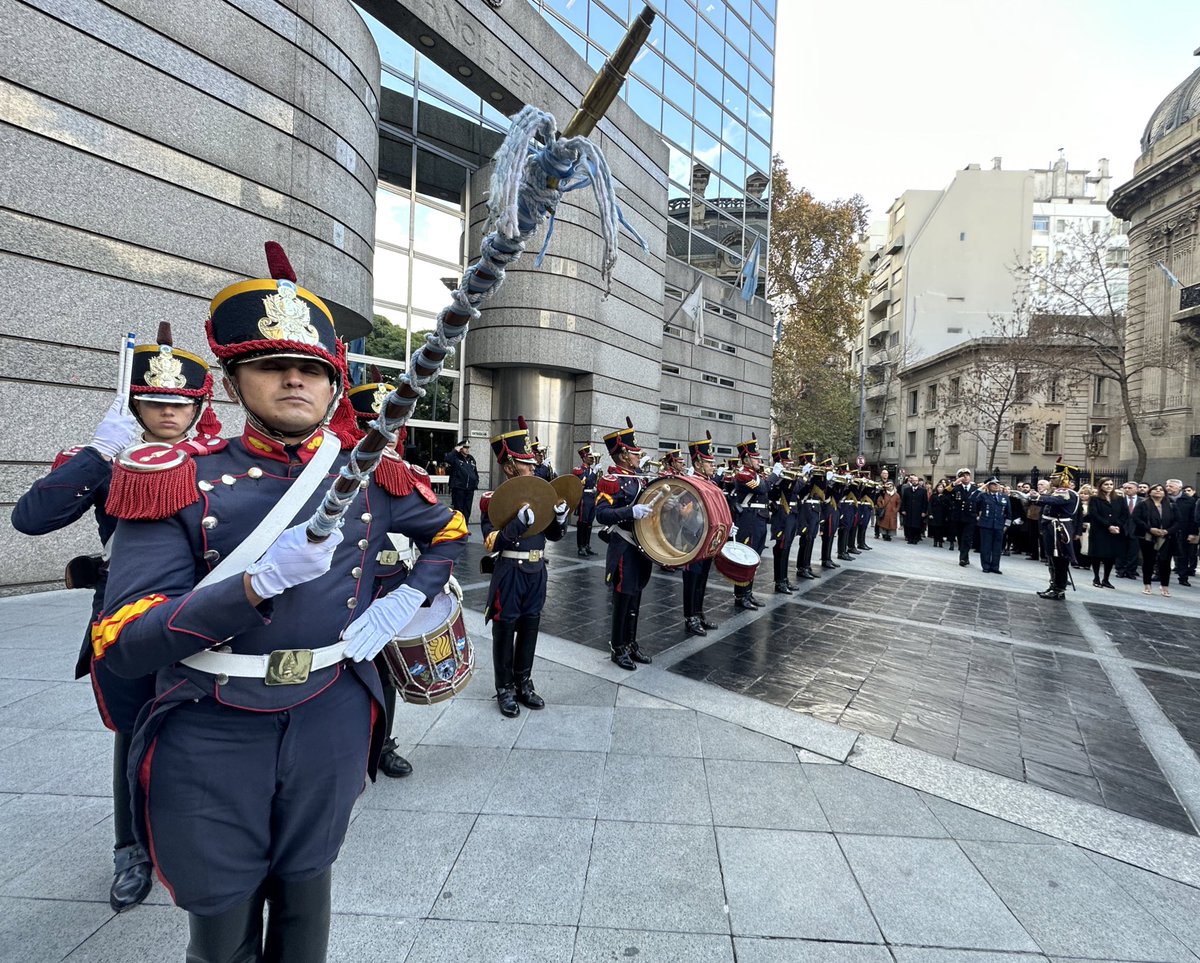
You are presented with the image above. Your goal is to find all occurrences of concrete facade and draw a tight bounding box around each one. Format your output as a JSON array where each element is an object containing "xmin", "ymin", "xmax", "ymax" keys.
[
  {"xmin": 1109, "ymin": 55, "xmax": 1200, "ymax": 486},
  {"xmin": 1, "ymin": 0, "xmax": 381, "ymax": 594}
]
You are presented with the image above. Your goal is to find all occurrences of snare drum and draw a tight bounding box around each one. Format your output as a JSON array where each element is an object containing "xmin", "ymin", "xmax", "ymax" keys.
[
  {"xmin": 714, "ymin": 540, "xmax": 760, "ymax": 585},
  {"xmin": 377, "ymin": 580, "xmax": 473, "ymax": 705},
  {"xmin": 633, "ymin": 475, "xmax": 733, "ymax": 567}
]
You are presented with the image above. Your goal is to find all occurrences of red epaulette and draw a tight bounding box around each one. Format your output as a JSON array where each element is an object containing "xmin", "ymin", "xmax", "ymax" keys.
[
  {"xmin": 479, "ymin": 490, "xmax": 494, "ymax": 515},
  {"xmin": 105, "ymin": 435, "xmax": 227, "ymax": 521},
  {"xmin": 597, "ymin": 473, "xmax": 623, "ymax": 496},
  {"xmin": 734, "ymin": 468, "xmax": 757, "ymax": 484},
  {"xmin": 572, "ymin": 466, "xmax": 585, "ymax": 478},
  {"xmin": 373, "ymin": 452, "xmax": 437, "ymax": 504},
  {"xmin": 51, "ymin": 446, "xmax": 84, "ymax": 471}
]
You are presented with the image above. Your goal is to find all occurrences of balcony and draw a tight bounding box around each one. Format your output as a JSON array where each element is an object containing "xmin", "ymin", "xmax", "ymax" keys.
[
  {"xmin": 865, "ymin": 381, "xmax": 888, "ymax": 401},
  {"xmin": 886, "ymin": 233, "xmax": 905, "ymax": 255},
  {"xmin": 868, "ymin": 317, "xmax": 890, "ymax": 343},
  {"xmin": 868, "ymin": 287, "xmax": 893, "ymax": 313}
]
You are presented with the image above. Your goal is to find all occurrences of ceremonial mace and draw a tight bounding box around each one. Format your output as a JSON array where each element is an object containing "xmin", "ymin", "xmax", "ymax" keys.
[{"xmin": 305, "ymin": 5, "xmax": 655, "ymax": 540}]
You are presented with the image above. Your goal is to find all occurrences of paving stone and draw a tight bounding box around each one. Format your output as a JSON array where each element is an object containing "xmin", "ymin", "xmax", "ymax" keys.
[
  {"xmin": 61, "ymin": 904, "xmax": 186, "ymax": 960},
  {"xmin": 697, "ymin": 713, "xmax": 799, "ymax": 762},
  {"xmin": 734, "ymin": 939, "xmax": 893, "ymax": 963},
  {"xmin": 804, "ymin": 765, "xmax": 947, "ymax": 837},
  {"xmin": 839, "ymin": 834, "xmax": 1039, "ymax": 951},
  {"xmin": 0, "ymin": 729, "xmax": 113, "ymax": 796},
  {"xmin": 608, "ymin": 705, "xmax": 701, "ymax": 757},
  {"xmin": 1085, "ymin": 851, "xmax": 1200, "ymax": 955},
  {"xmin": 0, "ymin": 794, "xmax": 111, "ymax": 888},
  {"xmin": 717, "ymin": 826, "xmax": 880, "ymax": 942},
  {"xmin": 481, "ymin": 749, "xmax": 605, "ymax": 819},
  {"xmin": 961, "ymin": 840, "xmax": 1195, "ymax": 961},
  {"xmin": 327, "ymin": 913, "xmax": 421, "ymax": 963},
  {"xmin": 421, "ymin": 698, "xmax": 528, "ymax": 749},
  {"xmin": 573, "ymin": 927, "xmax": 734, "ymax": 962},
  {"xmin": 598, "ymin": 753, "xmax": 711, "ymax": 824},
  {"xmin": 615, "ymin": 687, "xmax": 686, "ymax": 709},
  {"xmin": 706, "ymin": 759, "xmax": 828, "ymax": 832},
  {"xmin": 891, "ymin": 950, "xmax": 1048, "ymax": 963},
  {"xmin": 0, "ymin": 679, "xmax": 58, "ymax": 710},
  {"xmin": 433, "ymin": 814, "xmax": 593, "ymax": 925},
  {"xmin": 0, "ymin": 682, "xmax": 95, "ymax": 730},
  {"xmin": 581, "ymin": 821, "xmax": 727, "ymax": 933},
  {"xmin": 405, "ymin": 919, "xmax": 575, "ymax": 962},
  {"xmin": 920, "ymin": 793, "xmax": 1050, "ymax": 843},
  {"xmin": 358, "ymin": 746, "xmax": 509, "ymax": 814},
  {"xmin": 332, "ymin": 808, "xmax": 471, "ymax": 918},
  {"xmin": 513, "ymin": 704, "xmax": 613, "ymax": 752},
  {"xmin": 0, "ymin": 895, "xmax": 113, "ymax": 963},
  {"xmin": 533, "ymin": 663, "xmax": 619, "ymax": 707}
]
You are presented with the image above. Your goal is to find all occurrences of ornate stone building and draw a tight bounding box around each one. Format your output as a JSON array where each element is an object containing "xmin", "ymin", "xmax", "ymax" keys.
[{"xmin": 1109, "ymin": 51, "xmax": 1200, "ymax": 484}]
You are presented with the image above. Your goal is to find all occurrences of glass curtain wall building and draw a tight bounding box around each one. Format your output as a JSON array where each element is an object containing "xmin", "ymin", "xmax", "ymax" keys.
[
  {"xmin": 351, "ymin": 1, "xmax": 775, "ymax": 471},
  {"xmin": 533, "ymin": 0, "xmax": 775, "ymax": 297}
]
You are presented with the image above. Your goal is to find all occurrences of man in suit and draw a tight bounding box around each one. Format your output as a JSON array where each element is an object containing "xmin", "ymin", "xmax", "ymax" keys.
[
  {"xmin": 1116, "ymin": 481, "xmax": 1142, "ymax": 579},
  {"xmin": 1166, "ymin": 479, "xmax": 1194, "ymax": 586}
]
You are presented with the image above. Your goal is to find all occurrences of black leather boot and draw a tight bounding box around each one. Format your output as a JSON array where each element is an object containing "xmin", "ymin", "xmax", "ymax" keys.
[
  {"xmin": 110, "ymin": 842, "xmax": 153, "ymax": 912},
  {"xmin": 684, "ymin": 616, "xmax": 707, "ymax": 636},
  {"xmin": 513, "ymin": 615, "xmax": 544, "ymax": 709},
  {"xmin": 186, "ymin": 891, "xmax": 266, "ymax": 963},
  {"xmin": 496, "ymin": 685, "xmax": 521, "ymax": 716},
  {"xmin": 492, "ymin": 620, "xmax": 516, "ymax": 693},
  {"xmin": 774, "ymin": 581, "xmax": 793, "ymax": 594},
  {"xmin": 378, "ymin": 737, "xmax": 413, "ymax": 778},
  {"xmin": 698, "ymin": 612, "xmax": 718, "ymax": 630},
  {"xmin": 610, "ymin": 593, "xmax": 636, "ymax": 669},
  {"xmin": 626, "ymin": 599, "xmax": 651, "ymax": 663},
  {"xmin": 262, "ymin": 870, "xmax": 332, "ymax": 963}
]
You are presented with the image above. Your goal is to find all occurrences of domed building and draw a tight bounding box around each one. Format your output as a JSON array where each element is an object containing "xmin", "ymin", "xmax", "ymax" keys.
[{"xmin": 1109, "ymin": 50, "xmax": 1200, "ymax": 482}]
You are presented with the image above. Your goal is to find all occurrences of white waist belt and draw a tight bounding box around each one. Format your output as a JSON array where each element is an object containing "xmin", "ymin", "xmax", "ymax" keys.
[{"xmin": 183, "ymin": 641, "xmax": 346, "ymax": 679}]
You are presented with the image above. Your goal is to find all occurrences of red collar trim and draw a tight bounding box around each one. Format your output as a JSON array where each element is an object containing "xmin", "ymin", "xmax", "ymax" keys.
[{"xmin": 240, "ymin": 424, "xmax": 326, "ymax": 464}]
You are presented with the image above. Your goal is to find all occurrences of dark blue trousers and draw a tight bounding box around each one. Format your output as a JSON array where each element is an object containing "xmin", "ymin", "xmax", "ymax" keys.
[{"xmin": 980, "ymin": 526, "xmax": 1004, "ymax": 573}]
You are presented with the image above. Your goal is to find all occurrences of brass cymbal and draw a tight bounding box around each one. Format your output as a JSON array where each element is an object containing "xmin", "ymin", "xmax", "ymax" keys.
[
  {"xmin": 487, "ymin": 474, "xmax": 558, "ymax": 536},
  {"xmin": 551, "ymin": 473, "xmax": 584, "ymax": 511}
]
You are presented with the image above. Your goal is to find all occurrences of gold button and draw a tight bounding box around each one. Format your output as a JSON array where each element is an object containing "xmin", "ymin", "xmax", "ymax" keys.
[
  {"xmin": 198, "ymin": 480, "xmax": 214, "ymax": 492},
  {"xmin": 361, "ymin": 512, "xmax": 372, "ymax": 523},
  {"xmin": 347, "ymin": 597, "xmax": 358, "ymax": 608},
  {"xmin": 202, "ymin": 516, "xmax": 218, "ymax": 530},
  {"xmin": 221, "ymin": 474, "xmax": 236, "ymax": 486},
  {"xmin": 247, "ymin": 467, "xmax": 263, "ymax": 479},
  {"xmin": 358, "ymin": 539, "xmax": 369, "ymax": 550},
  {"xmin": 351, "ymin": 566, "xmax": 362, "ymax": 578}
]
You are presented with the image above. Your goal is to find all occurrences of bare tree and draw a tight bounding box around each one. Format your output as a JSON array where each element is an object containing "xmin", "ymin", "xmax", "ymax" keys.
[{"xmin": 1014, "ymin": 225, "xmax": 1157, "ymax": 477}]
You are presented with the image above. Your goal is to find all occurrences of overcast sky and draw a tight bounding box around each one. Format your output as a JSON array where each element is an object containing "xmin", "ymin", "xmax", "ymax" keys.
[{"xmin": 773, "ymin": 0, "xmax": 1200, "ymax": 221}]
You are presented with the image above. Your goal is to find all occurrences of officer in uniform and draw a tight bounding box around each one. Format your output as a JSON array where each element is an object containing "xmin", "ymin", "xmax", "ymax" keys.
[
  {"xmin": 595, "ymin": 418, "xmax": 654, "ymax": 670},
  {"xmin": 479, "ymin": 417, "xmax": 569, "ymax": 716},
  {"xmin": 769, "ymin": 444, "xmax": 798, "ymax": 594},
  {"xmin": 731, "ymin": 434, "xmax": 780, "ymax": 609},
  {"xmin": 659, "ymin": 447, "xmax": 686, "ymax": 476},
  {"xmin": 836, "ymin": 465, "xmax": 858, "ymax": 561},
  {"xmin": 817, "ymin": 459, "xmax": 840, "ymax": 570},
  {"xmin": 854, "ymin": 473, "xmax": 875, "ymax": 552},
  {"xmin": 347, "ymin": 381, "xmax": 417, "ymax": 779},
  {"xmin": 950, "ymin": 469, "xmax": 977, "ymax": 566},
  {"xmin": 974, "ymin": 476, "xmax": 1011, "ymax": 575},
  {"xmin": 682, "ymin": 432, "xmax": 721, "ymax": 635},
  {"xmin": 532, "ymin": 439, "xmax": 554, "ymax": 480},
  {"xmin": 790, "ymin": 452, "xmax": 820, "ymax": 581},
  {"xmin": 1033, "ymin": 464, "xmax": 1081, "ymax": 600},
  {"xmin": 573, "ymin": 444, "xmax": 600, "ymax": 557},
  {"xmin": 12, "ymin": 324, "xmax": 214, "ymax": 912},
  {"xmin": 95, "ymin": 244, "xmax": 468, "ymax": 961},
  {"xmin": 444, "ymin": 437, "xmax": 479, "ymax": 522}
]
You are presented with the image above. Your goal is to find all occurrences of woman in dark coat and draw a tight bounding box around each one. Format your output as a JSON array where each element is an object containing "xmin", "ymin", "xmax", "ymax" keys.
[
  {"xmin": 1087, "ymin": 477, "xmax": 1127, "ymax": 589},
  {"xmin": 927, "ymin": 480, "xmax": 949, "ymax": 547},
  {"xmin": 1133, "ymin": 483, "xmax": 1180, "ymax": 596},
  {"xmin": 899, "ymin": 476, "xmax": 929, "ymax": 544}
]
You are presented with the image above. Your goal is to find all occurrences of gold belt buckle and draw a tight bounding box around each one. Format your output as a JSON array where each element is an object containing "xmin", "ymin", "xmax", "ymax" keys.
[
  {"xmin": 527, "ymin": 550, "xmax": 542, "ymax": 562},
  {"xmin": 265, "ymin": 649, "xmax": 313, "ymax": 685},
  {"xmin": 377, "ymin": 550, "xmax": 400, "ymax": 566}
]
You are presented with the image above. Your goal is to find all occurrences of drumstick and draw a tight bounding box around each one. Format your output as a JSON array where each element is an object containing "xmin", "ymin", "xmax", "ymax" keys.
[{"xmin": 116, "ymin": 331, "xmax": 135, "ymax": 414}]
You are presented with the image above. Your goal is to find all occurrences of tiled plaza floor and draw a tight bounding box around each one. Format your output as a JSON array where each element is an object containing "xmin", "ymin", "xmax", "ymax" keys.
[{"xmin": 1, "ymin": 526, "xmax": 1199, "ymax": 960}]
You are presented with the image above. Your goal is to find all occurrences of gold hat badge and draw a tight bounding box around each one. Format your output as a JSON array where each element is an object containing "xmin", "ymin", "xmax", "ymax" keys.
[
  {"xmin": 259, "ymin": 280, "xmax": 319, "ymax": 343},
  {"xmin": 146, "ymin": 346, "xmax": 186, "ymax": 389}
]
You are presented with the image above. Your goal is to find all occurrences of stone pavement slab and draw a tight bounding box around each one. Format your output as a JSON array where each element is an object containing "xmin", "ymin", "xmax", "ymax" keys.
[
  {"xmin": 572, "ymin": 927, "xmax": 734, "ymax": 962},
  {"xmin": 960, "ymin": 839, "xmax": 1197, "ymax": 961},
  {"xmin": 805, "ymin": 764, "xmax": 949, "ymax": 837},
  {"xmin": 403, "ymin": 919, "xmax": 574, "ymax": 963},
  {"xmin": 838, "ymin": 834, "xmax": 1039, "ymax": 951},
  {"xmin": 717, "ymin": 826, "xmax": 880, "ymax": 942},
  {"xmin": 513, "ymin": 704, "xmax": 613, "ymax": 752},
  {"xmin": 481, "ymin": 748, "xmax": 605, "ymax": 820},
  {"xmin": 608, "ymin": 704, "xmax": 701, "ymax": 756},
  {"xmin": 597, "ymin": 752, "xmax": 711, "ymax": 823},
  {"xmin": 697, "ymin": 712, "xmax": 799, "ymax": 762},
  {"xmin": 1084, "ymin": 850, "xmax": 1200, "ymax": 956},
  {"xmin": 0, "ymin": 895, "xmax": 113, "ymax": 963},
  {"xmin": 733, "ymin": 940, "xmax": 893, "ymax": 963},
  {"xmin": 706, "ymin": 758, "xmax": 829, "ymax": 831},
  {"xmin": 356, "ymin": 745, "xmax": 508, "ymax": 814}
]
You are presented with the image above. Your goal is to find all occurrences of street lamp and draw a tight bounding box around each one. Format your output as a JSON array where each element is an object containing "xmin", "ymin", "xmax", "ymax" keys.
[
  {"xmin": 1082, "ymin": 429, "xmax": 1108, "ymax": 486},
  {"xmin": 928, "ymin": 445, "xmax": 941, "ymax": 482}
]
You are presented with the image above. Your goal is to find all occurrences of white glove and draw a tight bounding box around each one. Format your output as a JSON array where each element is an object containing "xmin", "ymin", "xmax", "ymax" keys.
[
  {"xmin": 89, "ymin": 396, "xmax": 139, "ymax": 458},
  {"xmin": 802, "ymin": 464, "xmax": 813, "ymax": 476},
  {"xmin": 517, "ymin": 504, "xmax": 535, "ymax": 527},
  {"xmin": 342, "ymin": 584, "xmax": 425, "ymax": 661},
  {"xmin": 245, "ymin": 523, "xmax": 344, "ymax": 599},
  {"xmin": 729, "ymin": 524, "xmax": 739, "ymax": 541},
  {"xmin": 631, "ymin": 503, "xmax": 653, "ymax": 520},
  {"xmin": 554, "ymin": 500, "xmax": 569, "ymax": 522},
  {"xmin": 771, "ymin": 462, "xmax": 784, "ymax": 477}
]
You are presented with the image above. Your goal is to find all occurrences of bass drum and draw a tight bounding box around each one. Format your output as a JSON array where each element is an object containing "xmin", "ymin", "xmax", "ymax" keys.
[
  {"xmin": 633, "ymin": 475, "xmax": 733, "ymax": 566},
  {"xmin": 715, "ymin": 541, "xmax": 760, "ymax": 585},
  {"xmin": 377, "ymin": 577, "xmax": 473, "ymax": 705}
]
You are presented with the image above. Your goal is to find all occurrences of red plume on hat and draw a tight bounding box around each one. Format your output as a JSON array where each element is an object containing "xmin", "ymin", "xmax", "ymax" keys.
[
  {"xmin": 265, "ymin": 241, "xmax": 297, "ymax": 282},
  {"xmin": 518, "ymin": 416, "xmax": 528, "ymax": 431}
]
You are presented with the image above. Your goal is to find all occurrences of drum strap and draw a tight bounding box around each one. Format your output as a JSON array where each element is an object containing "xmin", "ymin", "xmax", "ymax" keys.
[{"xmin": 605, "ymin": 525, "xmax": 639, "ymax": 549}]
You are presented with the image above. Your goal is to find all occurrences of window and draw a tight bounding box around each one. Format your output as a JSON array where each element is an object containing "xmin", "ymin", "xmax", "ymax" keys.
[
  {"xmin": 715, "ymin": 445, "xmax": 734, "ymax": 456},
  {"xmin": 889, "ymin": 332, "xmax": 900, "ymax": 347},
  {"xmin": 702, "ymin": 336, "xmax": 737, "ymax": 354},
  {"xmin": 926, "ymin": 383, "xmax": 938, "ymax": 410},
  {"xmin": 701, "ymin": 373, "xmax": 736, "ymax": 387},
  {"xmin": 1012, "ymin": 423, "xmax": 1027, "ymax": 453},
  {"xmin": 908, "ymin": 390, "xmax": 918, "ymax": 415},
  {"xmin": 662, "ymin": 363, "xmax": 681, "ymax": 375},
  {"xmin": 1093, "ymin": 376, "xmax": 1104, "ymax": 404},
  {"xmin": 660, "ymin": 402, "xmax": 679, "ymax": 413},
  {"xmin": 664, "ymin": 284, "xmax": 684, "ymax": 299},
  {"xmin": 891, "ymin": 266, "xmax": 904, "ymax": 287},
  {"xmin": 946, "ymin": 326, "xmax": 963, "ymax": 334},
  {"xmin": 699, "ymin": 408, "xmax": 718, "ymax": 418},
  {"xmin": 717, "ymin": 412, "xmax": 735, "ymax": 422},
  {"xmin": 892, "ymin": 203, "xmax": 905, "ymax": 224},
  {"xmin": 664, "ymin": 323, "xmax": 684, "ymax": 338},
  {"xmin": 1048, "ymin": 378, "xmax": 1060, "ymax": 403},
  {"xmin": 1014, "ymin": 371, "xmax": 1030, "ymax": 400},
  {"xmin": 886, "ymin": 432, "xmax": 896, "ymax": 449},
  {"xmin": 1033, "ymin": 215, "xmax": 1049, "ymax": 232},
  {"xmin": 949, "ymin": 377, "xmax": 961, "ymax": 404},
  {"xmin": 1056, "ymin": 219, "xmax": 1067, "ymax": 233},
  {"xmin": 1044, "ymin": 423, "xmax": 1059, "ymax": 453},
  {"xmin": 925, "ymin": 428, "xmax": 936, "ymax": 451},
  {"xmin": 947, "ymin": 425, "xmax": 959, "ymax": 452},
  {"xmin": 906, "ymin": 431, "xmax": 916, "ymax": 456}
]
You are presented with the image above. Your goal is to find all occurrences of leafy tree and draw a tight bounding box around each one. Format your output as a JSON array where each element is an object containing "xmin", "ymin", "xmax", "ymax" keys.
[
  {"xmin": 768, "ymin": 156, "xmax": 869, "ymax": 456},
  {"xmin": 363, "ymin": 314, "xmax": 454, "ymax": 423}
]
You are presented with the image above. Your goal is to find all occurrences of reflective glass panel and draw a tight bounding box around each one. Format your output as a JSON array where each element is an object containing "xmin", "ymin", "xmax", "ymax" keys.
[
  {"xmin": 699, "ymin": 0, "xmax": 725, "ymax": 32},
  {"xmin": 374, "ymin": 247, "xmax": 410, "ymax": 308},
  {"xmin": 364, "ymin": 308, "xmax": 409, "ymax": 366},
  {"xmin": 748, "ymin": 102, "xmax": 771, "ymax": 140},
  {"xmin": 724, "ymin": 9, "xmax": 749, "ymax": 52},
  {"xmin": 414, "ymin": 147, "xmax": 466, "ymax": 206},
  {"xmin": 747, "ymin": 132, "xmax": 770, "ymax": 175},
  {"xmin": 376, "ymin": 188, "xmax": 411, "ymax": 250},
  {"xmin": 663, "ymin": 61, "xmax": 693, "ymax": 112},
  {"xmin": 727, "ymin": 0, "xmax": 751, "ymax": 21},
  {"xmin": 696, "ymin": 16, "xmax": 722, "ymax": 61},
  {"xmin": 749, "ymin": 67, "xmax": 772, "ymax": 113},
  {"xmin": 632, "ymin": 46, "xmax": 664, "ymax": 91},
  {"xmin": 667, "ymin": 221, "xmax": 690, "ymax": 260},
  {"xmin": 668, "ymin": 143, "xmax": 692, "ymax": 186},
  {"xmin": 626, "ymin": 76, "xmax": 662, "ymax": 128},
  {"xmin": 695, "ymin": 51, "xmax": 723, "ymax": 99},
  {"xmin": 545, "ymin": 0, "xmax": 586, "ymax": 30},
  {"xmin": 410, "ymin": 257, "xmax": 459, "ymax": 316},
  {"xmin": 750, "ymin": 33, "xmax": 773, "ymax": 78},
  {"xmin": 753, "ymin": 1, "xmax": 776, "ymax": 42},
  {"xmin": 723, "ymin": 80, "xmax": 747, "ymax": 122},
  {"xmin": 666, "ymin": 0, "xmax": 695, "ymax": 36},
  {"xmin": 722, "ymin": 112, "xmax": 747, "ymax": 156},
  {"xmin": 694, "ymin": 89, "xmax": 722, "ymax": 136},
  {"xmin": 358, "ymin": 8, "xmax": 415, "ymax": 76},
  {"xmin": 664, "ymin": 24, "xmax": 694, "ymax": 75},
  {"xmin": 589, "ymin": 4, "xmax": 624, "ymax": 52},
  {"xmin": 662, "ymin": 101, "xmax": 692, "ymax": 151},
  {"xmin": 418, "ymin": 56, "xmax": 481, "ymax": 113},
  {"xmin": 725, "ymin": 44, "xmax": 749, "ymax": 88},
  {"xmin": 412, "ymin": 202, "xmax": 463, "ymax": 262}
]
